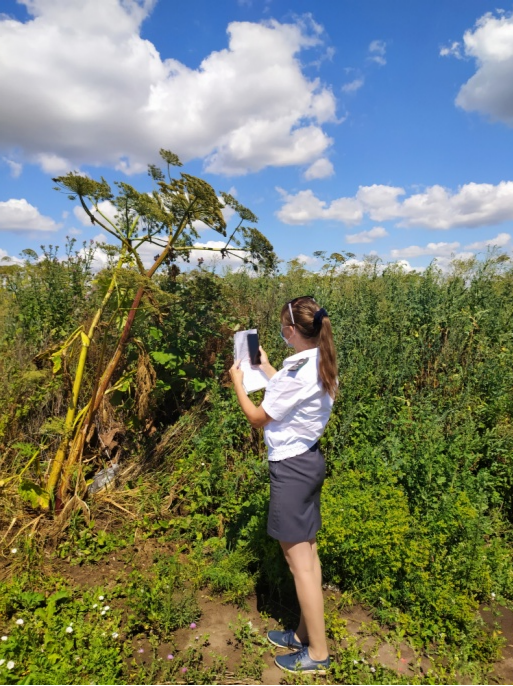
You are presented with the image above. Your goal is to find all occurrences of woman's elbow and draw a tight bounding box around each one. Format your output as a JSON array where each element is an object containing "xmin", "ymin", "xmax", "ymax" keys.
[
  {"xmin": 250, "ymin": 415, "xmax": 272, "ymax": 429},
  {"xmin": 249, "ymin": 418, "xmax": 264, "ymax": 429}
]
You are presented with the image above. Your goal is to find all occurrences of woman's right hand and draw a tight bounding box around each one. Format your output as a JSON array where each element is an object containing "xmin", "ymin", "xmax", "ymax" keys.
[
  {"xmin": 258, "ymin": 346, "xmax": 278, "ymax": 378},
  {"xmin": 258, "ymin": 345, "xmax": 269, "ymax": 366}
]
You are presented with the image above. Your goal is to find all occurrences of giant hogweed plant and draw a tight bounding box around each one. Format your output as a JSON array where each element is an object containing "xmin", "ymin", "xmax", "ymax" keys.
[{"xmin": 21, "ymin": 149, "xmax": 276, "ymax": 511}]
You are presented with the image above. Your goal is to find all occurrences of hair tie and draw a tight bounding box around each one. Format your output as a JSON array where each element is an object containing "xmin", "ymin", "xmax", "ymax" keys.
[{"xmin": 313, "ymin": 308, "xmax": 328, "ymax": 327}]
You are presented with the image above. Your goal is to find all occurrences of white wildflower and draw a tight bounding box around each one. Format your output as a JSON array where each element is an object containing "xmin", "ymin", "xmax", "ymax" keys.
[
  {"xmin": 65, "ymin": 626, "xmax": 73, "ymax": 634},
  {"xmin": 15, "ymin": 618, "xmax": 24, "ymax": 626},
  {"xmin": 103, "ymin": 605, "xmax": 110, "ymax": 611},
  {"xmin": 7, "ymin": 661, "xmax": 15, "ymax": 670},
  {"xmin": 98, "ymin": 595, "xmax": 104, "ymax": 601},
  {"xmin": 370, "ymin": 666, "xmax": 376, "ymax": 673},
  {"xmin": 112, "ymin": 632, "xmax": 119, "ymax": 639},
  {"xmin": 0, "ymin": 659, "xmax": 4, "ymax": 665},
  {"xmin": 10, "ymin": 548, "xmax": 17, "ymax": 554},
  {"xmin": 100, "ymin": 610, "xmax": 106, "ymax": 616},
  {"xmin": 353, "ymin": 660, "xmax": 358, "ymax": 664},
  {"xmin": 92, "ymin": 604, "xmax": 98, "ymax": 609},
  {"xmin": 1, "ymin": 636, "xmax": 7, "ymax": 641},
  {"xmin": 491, "ymin": 592, "xmax": 496, "ymax": 599}
]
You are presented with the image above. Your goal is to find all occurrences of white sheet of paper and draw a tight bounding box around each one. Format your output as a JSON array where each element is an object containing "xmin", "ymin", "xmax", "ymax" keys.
[{"xmin": 233, "ymin": 329, "xmax": 269, "ymax": 393}]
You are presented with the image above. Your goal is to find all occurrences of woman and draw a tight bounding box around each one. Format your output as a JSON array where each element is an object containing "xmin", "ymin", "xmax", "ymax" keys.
[{"xmin": 229, "ymin": 295, "xmax": 338, "ymax": 675}]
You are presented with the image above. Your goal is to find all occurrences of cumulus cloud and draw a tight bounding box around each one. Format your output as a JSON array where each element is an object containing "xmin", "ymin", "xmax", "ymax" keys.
[
  {"xmin": 179, "ymin": 240, "xmax": 249, "ymax": 269},
  {"xmin": 74, "ymin": 200, "xmax": 118, "ymax": 227},
  {"xmin": 0, "ymin": 1, "xmax": 338, "ymax": 176},
  {"xmin": 443, "ymin": 11, "xmax": 513, "ymax": 125},
  {"xmin": 303, "ymin": 157, "xmax": 334, "ymax": 180},
  {"xmin": 277, "ymin": 181, "xmax": 513, "ymax": 229},
  {"xmin": 0, "ymin": 198, "xmax": 60, "ymax": 232},
  {"xmin": 276, "ymin": 188, "xmax": 363, "ymax": 225},
  {"xmin": 368, "ymin": 39, "xmax": 387, "ymax": 66},
  {"xmin": 464, "ymin": 232, "xmax": 511, "ymax": 250},
  {"xmin": 346, "ymin": 226, "xmax": 388, "ymax": 244},
  {"xmin": 295, "ymin": 253, "xmax": 319, "ymax": 265},
  {"xmin": 397, "ymin": 182, "xmax": 513, "ymax": 229},
  {"xmin": 390, "ymin": 241, "xmax": 461, "ymax": 259},
  {"xmin": 74, "ymin": 195, "xmax": 235, "ymax": 233},
  {"xmin": 0, "ymin": 248, "xmax": 24, "ymax": 264},
  {"xmin": 88, "ymin": 233, "xmax": 249, "ymax": 271}
]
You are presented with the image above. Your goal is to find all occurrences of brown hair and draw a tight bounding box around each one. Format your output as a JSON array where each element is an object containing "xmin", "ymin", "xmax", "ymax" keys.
[{"xmin": 281, "ymin": 297, "xmax": 338, "ymax": 399}]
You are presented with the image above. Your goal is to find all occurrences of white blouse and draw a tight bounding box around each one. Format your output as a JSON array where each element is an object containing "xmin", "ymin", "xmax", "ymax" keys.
[{"xmin": 261, "ymin": 347, "xmax": 334, "ymax": 461}]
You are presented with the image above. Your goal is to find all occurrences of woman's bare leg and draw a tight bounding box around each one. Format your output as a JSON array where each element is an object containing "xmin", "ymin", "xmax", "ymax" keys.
[
  {"xmin": 295, "ymin": 541, "xmax": 323, "ymax": 643},
  {"xmin": 280, "ymin": 537, "xmax": 328, "ymax": 661}
]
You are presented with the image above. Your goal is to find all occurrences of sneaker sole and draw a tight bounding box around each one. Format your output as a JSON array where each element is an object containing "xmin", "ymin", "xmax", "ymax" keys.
[{"xmin": 274, "ymin": 657, "xmax": 327, "ymax": 675}]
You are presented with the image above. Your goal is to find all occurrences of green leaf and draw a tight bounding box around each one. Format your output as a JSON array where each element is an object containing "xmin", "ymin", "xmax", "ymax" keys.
[
  {"xmin": 46, "ymin": 590, "xmax": 71, "ymax": 618},
  {"xmin": 18, "ymin": 479, "xmax": 49, "ymax": 509},
  {"xmin": 50, "ymin": 353, "xmax": 62, "ymax": 374},
  {"xmin": 151, "ymin": 350, "xmax": 178, "ymax": 366}
]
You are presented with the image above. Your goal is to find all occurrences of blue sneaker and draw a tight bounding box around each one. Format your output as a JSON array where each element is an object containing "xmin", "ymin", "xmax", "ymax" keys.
[
  {"xmin": 275, "ymin": 645, "xmax": 330, "ymax": 674},
  {"xmin": 267, "ymin": 629, "xmax": 306, "ymax": 649}
]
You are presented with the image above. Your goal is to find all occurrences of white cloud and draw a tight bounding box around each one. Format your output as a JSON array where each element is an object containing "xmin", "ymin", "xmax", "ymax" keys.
[
  {"xmin": 276, "ymin": 188, "xmax": 363, "ymax": 225},
  {"xmin": 394, "ymin": 259, "xmax": 418, "ymax": 272},
  {"xmin": 0, "ymin": 198, "xmax": 60, "ymax": 232},
  {"xmin": 0, "ymin": 248, "xmax": 23, "ymax": 264},
  {"xmin": 445, "ymin": 11, "xmax": 513, "ymax": 125},
  {"xmin": 390, "ymin": 241, "xmax": 461, "ymax": 259},
  {"xmin": 464, "ymin": 232, "xmax": 511, "ymax": 250},
  {"xmin": 0, "ymin": 1, "xmax": 338, "ymax": 176},
  {"xmin": 295, "ymin": 253, "xmax": 319, "ymax": 265},
  {"xmin": 322, "ymin": 256, "xmax": 419, "ymax": 275},
  {"xmin": 2, "ymin": 157, "xmax": 22, "ymax": 178},
  {"xmin": 74, "ymin": 200, "xmax": 118, "ymax": 227},
  {"xmin": 67, "ymin": 227, "xmax": 82, "ymax": 236},
  {"xmin": 342, "ymin": 77, "xmax": 364, "ymax": 93},
  {"xmin": 74, "ymin": 195, "xmax": 235, "ymax": 235},
  {"xmin": 368, "ymin": 39, "xmax": 387, "ymax": 66},
  {"xmin": 346, "ymin": 226, "xmax": 388, "ymax": 244},
  {"xmin": 87, "ymin": 234, "xmax": 249, "ymax": 271},
  {"xmin": 277, "ymin": 181, "xmax": 513, "ymax": 229},
  {"xmin": 430, "ymin": 252, "xmax": 476, "ymax": 273},
  {"xmin": 397, "ymin": 182, "xmax": 513, "ymax": 229},
  {"xmin": 439, "ymin": 41, "xmax": 462, "ymax": 58},
  {"xmin": 303, "ymin": 157, "xmax": 334, "ymax": 180},
  {"xmin": 36, "ymin": 153, "xmax": 71, "ymax": 174}
]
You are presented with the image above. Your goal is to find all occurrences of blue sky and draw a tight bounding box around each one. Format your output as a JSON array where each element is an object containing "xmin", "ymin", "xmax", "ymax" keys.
[{"xmin": 1, "ymin": 0, "xmax": 513, "ymax": 272}]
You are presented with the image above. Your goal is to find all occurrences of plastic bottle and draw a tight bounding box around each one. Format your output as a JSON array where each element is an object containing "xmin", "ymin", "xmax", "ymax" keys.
[{"xmin": 88, "ymin": 463, "xmax": 120, "ymax": 495}]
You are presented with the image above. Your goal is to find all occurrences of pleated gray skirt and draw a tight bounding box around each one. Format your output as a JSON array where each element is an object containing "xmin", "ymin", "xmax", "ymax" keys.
[{"xmin": 267, "ymin": 442, "xmax": 326, "ymax": 543}]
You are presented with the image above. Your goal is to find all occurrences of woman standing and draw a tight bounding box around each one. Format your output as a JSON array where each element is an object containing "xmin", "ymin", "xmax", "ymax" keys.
[{"xmin": 229, "ymin": 295, "xmax": 338, "ymax": 675}]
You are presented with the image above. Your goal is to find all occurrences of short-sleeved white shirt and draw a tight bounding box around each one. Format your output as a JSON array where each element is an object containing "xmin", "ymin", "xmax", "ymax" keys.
[{"xmin": 261, "ymin": 347, "xmax": 334, "ymax": 461}]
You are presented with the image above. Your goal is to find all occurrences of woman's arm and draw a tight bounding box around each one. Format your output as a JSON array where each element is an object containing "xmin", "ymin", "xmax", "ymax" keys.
[{"xmin": 229, "ymin": 360, "xmax": 274, "ymax": 428}]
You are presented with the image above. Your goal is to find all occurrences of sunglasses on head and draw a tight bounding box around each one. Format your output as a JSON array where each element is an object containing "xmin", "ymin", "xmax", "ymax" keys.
[{"xmin": 286, "ymin": 295, "xmax": 316, "ymax": 326}]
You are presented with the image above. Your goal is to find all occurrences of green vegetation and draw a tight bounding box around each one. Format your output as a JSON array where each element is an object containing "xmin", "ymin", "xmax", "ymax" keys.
[{"xmin": 1, "ymin": 173, "xmax": 513, "ymax": 683}]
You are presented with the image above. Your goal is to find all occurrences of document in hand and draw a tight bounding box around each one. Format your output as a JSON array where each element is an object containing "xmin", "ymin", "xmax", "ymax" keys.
[{"xmin": 233, "ymin": 329, "xmax": 269, "ymax": 393}]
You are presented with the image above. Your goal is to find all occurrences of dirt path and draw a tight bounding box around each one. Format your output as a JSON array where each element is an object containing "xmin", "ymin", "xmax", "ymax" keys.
[{"xmin": 5, "ymin": 543, "xmax": 513, "ymax": 684}]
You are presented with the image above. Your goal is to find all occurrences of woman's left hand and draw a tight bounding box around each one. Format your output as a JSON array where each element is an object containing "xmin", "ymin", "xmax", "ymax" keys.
[{"xmin": 229, "ymin": 359, "xmax": 244, "ymax": 386}]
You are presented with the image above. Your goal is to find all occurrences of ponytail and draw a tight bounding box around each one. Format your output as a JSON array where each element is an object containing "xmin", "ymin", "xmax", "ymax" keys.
[
  {"xmin": 281, "ymin": 297, "xmax": 339, "ymax": 399},
  {"xmin": 318, "ymin": 316, "xmax": 338, "ymax": 399}
]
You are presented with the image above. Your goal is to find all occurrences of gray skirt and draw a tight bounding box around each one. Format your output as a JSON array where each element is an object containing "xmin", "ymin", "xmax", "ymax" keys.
[{"xmin": 267, "ymin": 442, "xmax": 326, "ymax": 543}]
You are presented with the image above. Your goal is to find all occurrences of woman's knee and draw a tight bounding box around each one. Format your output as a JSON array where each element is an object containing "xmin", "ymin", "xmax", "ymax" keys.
[{"xmin": 281, "ymin": 540, "xmax": 317, "ymax": 575}]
